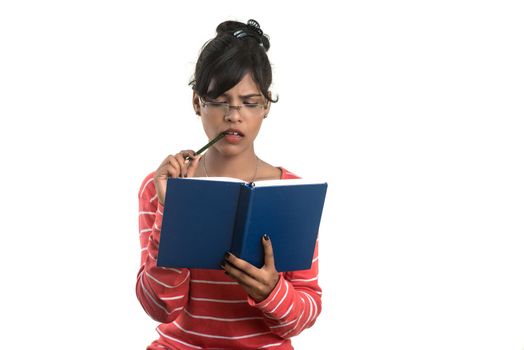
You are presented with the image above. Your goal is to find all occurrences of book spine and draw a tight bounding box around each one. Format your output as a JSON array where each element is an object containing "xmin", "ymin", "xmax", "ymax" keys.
[{"xmin": 230, "ymin": 183, "xmax": 255, "ymax": 258}]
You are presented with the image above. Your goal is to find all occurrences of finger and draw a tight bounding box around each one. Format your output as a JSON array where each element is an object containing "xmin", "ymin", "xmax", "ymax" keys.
[
  {"xmin": 178, "ymin": 149, "xmax": 196, "ymax": 164},
  {"xmin": 174, "ymin": 153, "xmax": 188, "ymax": 177},
  {"xmin": 222, "ymin": 260, "xmax": 275, "ymax": 302},
  {"xmin": 156, "ymin": 155, "xmax": 173, "ymax": 176},
  {"xmin": 166, "ymin": 156, "xmax": 182, "ymax": 178},
  {"xmin": 165, "ymin": 162, "xmax": 181, "ymax": 178},
  {"xmin": 180, "ymin": 149, "xmax": 197, "ymax": 163},
  {"xmin": 159, "ymin": 154, "xmax": 173, "ymax": 167},
  {"xmin": 262, "ymin": 234, "xmax": 276, "ymax": 270},
  {"xmin": 175, "ymin": 150, "xmax": 196, "ymax": 177},
  {"xmin": 186, "ymin": 154, "xmax": 201, "ymax": 178},
  {"xmin": 154, "ymin": 155, "xmax": 180, "ymax": 205},
  {"xmin": 224, "ymin": 252, "xmax": 260, "ymax": 281},
  {"xmin": 222, "ymin": 260, "xmax": 260, "ymax": 288}
]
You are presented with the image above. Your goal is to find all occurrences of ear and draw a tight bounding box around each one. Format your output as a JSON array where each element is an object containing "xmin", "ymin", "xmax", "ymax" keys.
[{"xmin": 193, "ymin": 91, "xmax": 201, "ymax": 116}]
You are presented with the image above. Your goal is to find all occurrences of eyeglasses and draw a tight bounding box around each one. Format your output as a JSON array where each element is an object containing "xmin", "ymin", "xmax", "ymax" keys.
[{"xmin": 199, "ymin": 96, "xmax": 267, "ymax": 118}]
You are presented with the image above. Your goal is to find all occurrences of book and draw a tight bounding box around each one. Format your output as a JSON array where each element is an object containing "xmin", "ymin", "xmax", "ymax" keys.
[{"xmin": 157, "ymin": 177, "xmax": 328, "ymax": 272}]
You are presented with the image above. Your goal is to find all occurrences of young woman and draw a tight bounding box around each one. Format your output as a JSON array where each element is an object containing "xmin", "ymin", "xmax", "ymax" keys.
[{"xmin": 137, "ymin": 19, "xmax": 322, "ymax": 349}]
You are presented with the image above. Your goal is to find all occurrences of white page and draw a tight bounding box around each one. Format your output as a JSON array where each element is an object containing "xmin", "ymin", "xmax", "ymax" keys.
[
  {"xmin": 178, "ymin": 177, "xmax": 326, "ymax": 187},
  {"xmin": 253, "ymin": 178, "xmax": 327, "ymax": 187}
]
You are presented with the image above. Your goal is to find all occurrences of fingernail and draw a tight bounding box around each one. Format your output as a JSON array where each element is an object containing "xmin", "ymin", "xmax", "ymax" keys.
[
  {"xmin": 224, "ymin": 252, "xmax": 231, "ymax": 259},
  {"xmin": 220, "ymin": 262, "xmax": 226, "ymax": 269},
  {"xmin": 263, "ymin": 234, "xmax": 269, "ymax": 241}
]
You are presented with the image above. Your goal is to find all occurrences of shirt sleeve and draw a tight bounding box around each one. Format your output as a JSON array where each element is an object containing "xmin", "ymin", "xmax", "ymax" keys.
[
  {"xmin": 135, "ymin": 172, "xmax": 190, "ymax": 323},
  {"xmin": 247, "ymin": 241, "xmax": 322, "ymax": 339}
]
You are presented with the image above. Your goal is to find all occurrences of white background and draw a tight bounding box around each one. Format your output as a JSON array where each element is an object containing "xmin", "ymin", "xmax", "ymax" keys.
[{"xmin": 1, "ymin": 1, "xmax": 523, "ymax": 349}]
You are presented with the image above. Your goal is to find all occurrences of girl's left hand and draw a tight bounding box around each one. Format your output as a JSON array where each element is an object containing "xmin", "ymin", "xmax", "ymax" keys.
[{"xmin": 222, "ymin": 235, "xmax": 280, "ymax": 303}]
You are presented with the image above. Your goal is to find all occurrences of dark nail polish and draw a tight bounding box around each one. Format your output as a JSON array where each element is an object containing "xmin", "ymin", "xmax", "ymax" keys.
[
  {"xmin": 224, "ymin": 252, "xmax": 231, "ymax": 259},
  {"xmin": 263, "ymin": 234, "xmax": 269, "ymax": 241}
]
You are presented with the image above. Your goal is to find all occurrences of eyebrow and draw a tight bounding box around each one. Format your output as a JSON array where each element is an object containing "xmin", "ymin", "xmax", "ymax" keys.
[{"xmin": 220, "ymin": 93, "xmax": 262, "ymax": 99}]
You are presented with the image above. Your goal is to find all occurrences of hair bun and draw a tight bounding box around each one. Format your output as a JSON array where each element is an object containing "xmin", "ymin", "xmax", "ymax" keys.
[
  {"xmin": 216, "ymin": 19, "xmax": 270, "ymax": 52},
  {"xmin": 216, "ymin": 20, "xmax": 245, "ymax": 35}
]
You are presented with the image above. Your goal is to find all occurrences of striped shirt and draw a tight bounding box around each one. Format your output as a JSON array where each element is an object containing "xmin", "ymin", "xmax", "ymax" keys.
[{"xmin": 136, "ymin": 168, "xmax": 322, "ymax": 349}]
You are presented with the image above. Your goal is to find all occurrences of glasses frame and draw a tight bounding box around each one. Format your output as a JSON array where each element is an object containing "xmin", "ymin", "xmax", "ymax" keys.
[{"xmin": 199, "ymin": 96, "xmax": 268, "ymax": 117}]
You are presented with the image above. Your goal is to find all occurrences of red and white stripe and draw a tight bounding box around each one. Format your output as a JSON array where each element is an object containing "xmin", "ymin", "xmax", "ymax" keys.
[{"xmin": 136, "ymin": 170, "xmax": 322, "ymax": 349}]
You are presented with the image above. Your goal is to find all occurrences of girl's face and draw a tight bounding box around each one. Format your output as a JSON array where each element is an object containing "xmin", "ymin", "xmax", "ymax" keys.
[{"xmin": 194, "ymin": 73, "xmax": 270, "ymax": 157}]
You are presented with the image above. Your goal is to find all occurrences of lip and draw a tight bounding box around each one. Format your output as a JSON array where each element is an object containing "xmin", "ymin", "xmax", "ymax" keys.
[
  {"xmin": 222, "ymin": 128, "xmax": 245, "ymax": 137},
  {"xmin": 221, "ymin": 128, "xmax": 244, "ymax": 144}
]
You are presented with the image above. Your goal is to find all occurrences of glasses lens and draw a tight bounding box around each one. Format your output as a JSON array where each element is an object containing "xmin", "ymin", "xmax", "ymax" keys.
[
  {"xmin": 202, "ymin": 98, "xmax": 265, "ymax": 117},
  {"xmin": 242, "ymin": 104, "xmax": 265, "ymax": 117},
  {"xmin": 207, "ymin": 102, "xmax": 229, "ymax": 116}
]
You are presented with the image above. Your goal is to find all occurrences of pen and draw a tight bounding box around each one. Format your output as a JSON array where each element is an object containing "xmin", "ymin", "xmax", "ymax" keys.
[{"xmin": 184, "ymin": 132, "xmax": 226, "ymax": 163}]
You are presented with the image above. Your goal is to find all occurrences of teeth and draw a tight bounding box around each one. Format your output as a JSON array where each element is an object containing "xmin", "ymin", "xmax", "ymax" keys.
[{"xmin": 227, "ymin": 131, "xmax": 240, "ymax": 135}]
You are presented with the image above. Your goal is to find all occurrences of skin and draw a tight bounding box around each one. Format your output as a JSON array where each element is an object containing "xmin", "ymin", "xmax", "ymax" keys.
[{"xmin": 154, "ymin": 73, "xmax": 281, "ymax": 302}]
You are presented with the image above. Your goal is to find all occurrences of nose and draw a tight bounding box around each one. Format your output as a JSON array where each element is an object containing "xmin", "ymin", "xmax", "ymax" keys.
[{"xmin": 225, "ymin": 106, "xmax": 242, "ymax": 122}]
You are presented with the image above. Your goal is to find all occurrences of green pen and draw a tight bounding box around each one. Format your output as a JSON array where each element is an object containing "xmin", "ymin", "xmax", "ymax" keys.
[{"xmin": 184, "ymin": 132, "xmax": 226, "ymax": 163}]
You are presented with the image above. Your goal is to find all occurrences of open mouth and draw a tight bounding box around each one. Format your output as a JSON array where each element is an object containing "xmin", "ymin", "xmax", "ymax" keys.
[{"xmin": 223, "ymin": 130, "xmax": 244, "ymax": 137}]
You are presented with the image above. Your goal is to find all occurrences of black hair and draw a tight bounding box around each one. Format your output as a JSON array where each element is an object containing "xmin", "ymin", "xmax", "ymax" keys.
[{"xmin": 190, "ymin": 19, "xmax": 278, "ymax": 103}]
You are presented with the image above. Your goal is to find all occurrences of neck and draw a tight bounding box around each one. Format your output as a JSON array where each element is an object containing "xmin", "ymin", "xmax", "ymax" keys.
[{"xmin": 203, "ymin": 148, "xmax": 259, "ymax": 182}]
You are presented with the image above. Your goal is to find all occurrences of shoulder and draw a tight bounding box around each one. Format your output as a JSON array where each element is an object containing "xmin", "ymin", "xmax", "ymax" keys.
[
  {"xmin": 257, "ymin": 160, "xmax": 301, "ymax": 180},
  {"xmin": 279, "ymin": 167, "xmax": 301, "ymax": 179},
  {"xmin": 138, "ymin": 171, "xmax": 157, "ymax": 200}
]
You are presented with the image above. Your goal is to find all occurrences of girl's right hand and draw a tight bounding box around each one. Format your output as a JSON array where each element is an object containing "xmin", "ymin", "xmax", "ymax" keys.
[{"xmin": 154, "ymin": 150, "xmax": 201, "ymax": 205}]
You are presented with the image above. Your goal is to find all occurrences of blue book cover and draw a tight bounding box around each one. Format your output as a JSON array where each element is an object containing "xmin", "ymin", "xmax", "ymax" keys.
[{"xmin": 157, "ymin": 177, "xmax": 327, "ymax": 271}]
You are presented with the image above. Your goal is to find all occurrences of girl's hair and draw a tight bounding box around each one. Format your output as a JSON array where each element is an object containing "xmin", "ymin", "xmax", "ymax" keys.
[{"xmin": 190, "ymin": 19, "xmax": 277, "ymax": 103}]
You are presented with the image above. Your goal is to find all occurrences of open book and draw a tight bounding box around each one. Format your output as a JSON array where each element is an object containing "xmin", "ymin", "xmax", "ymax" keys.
[{"xmin": 157, "ymin": 177, "xmax": 328, "ymax": 271}]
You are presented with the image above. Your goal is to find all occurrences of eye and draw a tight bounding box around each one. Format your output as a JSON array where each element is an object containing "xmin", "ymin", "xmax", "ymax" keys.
[
  {"xmin": 244, "ymin": 99, "xmax": 261, "ymax": 106},
  {"xmin": 208, "ymin": 101, "xmax": 228, "ymax": 107}
]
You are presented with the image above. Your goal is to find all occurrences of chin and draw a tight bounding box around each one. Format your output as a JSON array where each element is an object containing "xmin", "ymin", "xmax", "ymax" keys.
[{"xmin": 216, "ymin": 144, "xmax": 249, "ymax": 157}]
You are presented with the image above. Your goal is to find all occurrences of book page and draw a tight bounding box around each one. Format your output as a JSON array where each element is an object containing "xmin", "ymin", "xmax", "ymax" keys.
[
  {"xmin": 183, "ymin": 176, "xmax": 245, "ymax": 183},
  {"xmin": 180, "ymin": 177, "xmax": 327, "ymax": 187},
  {"xmin": 253, "ymin": 178, "xmax": 327, "ymax": 187}
]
